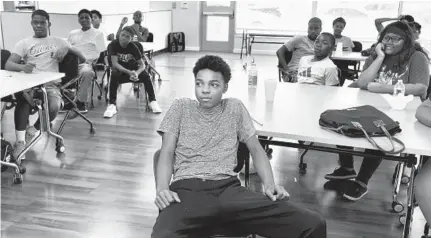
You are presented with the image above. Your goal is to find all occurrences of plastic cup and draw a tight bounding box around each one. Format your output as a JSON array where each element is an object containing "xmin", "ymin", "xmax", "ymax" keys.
[{"xmin": 264, "ymin": 78, "xmax": 278, "ymax": 102}]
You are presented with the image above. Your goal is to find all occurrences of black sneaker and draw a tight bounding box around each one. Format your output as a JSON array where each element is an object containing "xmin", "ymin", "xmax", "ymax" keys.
[
  {"xmin": 325, "ymin": 167, "xmax": 357, "ymax": 180},
  {"xmin": 76, "ymin": 101, "xmax": 88, "ymax": 113},
  {"xmin": 59, "ymin": 102, "xmax": 74, "ymax": 113},
  {"xmin": 343, "ymin": 181, "xmax": 368, "ymax": 201}
]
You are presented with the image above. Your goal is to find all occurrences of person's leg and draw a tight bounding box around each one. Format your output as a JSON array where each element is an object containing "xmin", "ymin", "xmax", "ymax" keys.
[
  {"xmin": 414, "ymin": 157, "xmax": 431, "ymax": 223},
  {"xmin": 137, "ymin": 71, "xmax": 161, "ymax": 113},
  {"xmin": 151, "ymin": 178, "xmax": 231, "ymax": 238},
  {"xmin": 325, "ymin": 146, "xmax": 356, "ymax": 180},
  {"xmin": 343, "ymin": 149, "xmax": 383, "ymax": 201},
  {"xmin": 104, "ymin": 71, "xmax": 129, "ymax": 118},
  {"xmin": 32, "ymin": 86, "xmax": 63, "ymax": 130},
  {"xmin": 218, "ymin": 179, "xmax": 326, "ymax": 238},
  {"xmin": 76, "ymin": 63, "xmax": 95, "ymax": 112},
  {"xmin": 13, "ymin": 92, "xmax": 32, "ymax": 158}
]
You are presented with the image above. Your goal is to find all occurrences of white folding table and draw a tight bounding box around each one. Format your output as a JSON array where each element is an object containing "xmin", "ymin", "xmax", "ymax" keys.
[{"xmin": 1, "ymin": 70, "xmax": 65, "ymax": 184}]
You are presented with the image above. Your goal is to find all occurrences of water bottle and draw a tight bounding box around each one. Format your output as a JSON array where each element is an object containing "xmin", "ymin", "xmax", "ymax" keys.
[
  {"xmin": 248, "ymin": 59, "xmax": 258, "ymax": 87},
  {"xmin": 336, "ymin": 42, "xmax": 343, "ymax": 55},
  {"xmin": 393, "ymin": 80, "xmax": 405, "ymax": 96}
]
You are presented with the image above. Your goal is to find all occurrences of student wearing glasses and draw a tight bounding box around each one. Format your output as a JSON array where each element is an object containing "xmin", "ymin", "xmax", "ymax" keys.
[{"xmin": 325, "ymin": 21, "xmax": 430, "ymax": 201}]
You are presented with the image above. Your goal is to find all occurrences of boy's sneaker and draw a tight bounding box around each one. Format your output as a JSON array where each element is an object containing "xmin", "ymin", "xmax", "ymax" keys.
[
  {"xmin": 343, "ymin": 180, "xmax": 368, "ymax": 201},
  {"xmin": 13, "ymin": 141, "xmax": 26, "ymax": 160},
  {"xmin": 103, "ymin": 104, "xmax": 117, "ymax": 118},
  {"xmin": 149, "ymin": 101, "xmax": 162, "ymax": 114},
  {"xmin": 59, "ymin": 102, "xmax": 73, "ymax": 113},
  {"xmin": 325, "ymin": 167, "xmax": 357, "ymax": 180},
  {"xmin": 76, "ymin": 101, "xmax": 88, "ymax": 114},
  {"xmin": 25, "ymin": 126, "xmax": 40, "ymax": 144}
]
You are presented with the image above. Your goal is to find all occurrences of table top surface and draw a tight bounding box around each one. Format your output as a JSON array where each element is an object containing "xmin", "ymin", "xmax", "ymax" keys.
[
  {"xmin": 246, "ymin": 83, "xmax": 431, "ymax": 156},
  {"xmin": 172, "ymin": 76, "xmax": 431, "ymax": 156},
  {"xmin": 1, "ymin": 70, "xmax": 65, "ymax": 98},
  {"xmin": 331, "ymin": 51, "xmax": 367, "ymax": 61}
]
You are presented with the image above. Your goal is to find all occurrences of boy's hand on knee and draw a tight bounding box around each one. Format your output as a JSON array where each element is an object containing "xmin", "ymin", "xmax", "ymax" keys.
[
  {"xmin": 155, "ymin": 189, "xmax": 181, "ymax": 210},
  {"xmin": 265, "ymin": 185, "xmax": 290, "ymax": 201}
]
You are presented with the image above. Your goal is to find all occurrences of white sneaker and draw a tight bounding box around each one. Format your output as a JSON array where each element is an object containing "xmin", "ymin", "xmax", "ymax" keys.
[
  {"xmin": 25, "ymin": 126, "xmax": 40, "ymax": 144},
  {"xmin": 149, "ymin": 101, "xmax": 162, "ymax": 114},
  {"xmin": 103, "ymin": 104, "xmax": 118, "ymax": 118}
]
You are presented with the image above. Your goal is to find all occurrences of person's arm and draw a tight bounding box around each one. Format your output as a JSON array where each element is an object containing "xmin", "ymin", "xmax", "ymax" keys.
[
  {"xmin": 237, "ymin": 100, "xmax": 289, "ymax": 201},
  {"xmin": 111, "ymin": 55, "xmax": 132, "ymax": 75},
  {"xmin": 156, "ymin": 132, "xmax": 178, "ymax": 191},
  {"xmin": 367, "ymin": 83, "xmax": 427, "ymax": 96},
  {"xmin": 357, "ymin": 43, "xmax": 385, "ymax": 89},
  {"xmin": 375, "ymin": 17, "xmax": 398, "ymax": 32},
  {"xmin": 116, "ymin": 17, "xmax": 128, "ymax": 39},
  {"xmin": 325, "ymin": 67, "xmax": 340, "ymax": 86},
  {"xmin": 5, "ymin": 41, "xmax": 35, "ymax": 73},
  {"xmin": 68, "ymin": 46, "xmax": 86, "ymax": 64},
  {"xmin": 134, "ymin": 27, "xmax": 149, "ymax": 42},
  {"xmin": 416, "ymin": 99, "xmax": 431, "ymax": 127},
  {"xmin": 135, "ymin": 58, "xmax": 146, "ymax": 75},
  {"xmin": 277, "ymin": 36, "xmax": 298, "ymax": 70}
]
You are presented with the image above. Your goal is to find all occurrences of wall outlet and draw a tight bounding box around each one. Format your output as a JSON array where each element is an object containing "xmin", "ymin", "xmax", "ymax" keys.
[{"xmin": 180, "ymin": 2, "xmax": 188, "ymax": 9}]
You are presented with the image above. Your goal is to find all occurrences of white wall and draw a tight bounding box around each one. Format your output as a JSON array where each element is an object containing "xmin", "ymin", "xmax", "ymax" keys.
[
  {"xmin": 149, "ymin": 1, "xmax": 172, "ymax": 11},
  {"xmin": 171, "ymin": 1, "xmax": 200, "ymax": 51},
  {"xmin": 37, "ymin": 1, "xmax": 149, "ymax": 14}
]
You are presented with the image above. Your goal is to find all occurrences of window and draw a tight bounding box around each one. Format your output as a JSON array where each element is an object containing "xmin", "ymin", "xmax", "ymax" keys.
[
  {"xmin": 316, "ymin": 1, "xmax": 399, "ymax": 41},
  {"xmin": 401, "ymin": 1, "xmax": 431, "ymax": 52},
  {"xmin": 236, "ymin": 1, "xmax": 313, "ymax": 34}
]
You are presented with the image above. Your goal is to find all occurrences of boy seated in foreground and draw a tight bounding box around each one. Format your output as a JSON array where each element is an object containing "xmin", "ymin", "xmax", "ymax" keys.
[
  {"xmin": 297, "ymin": 32, "xmax": 339, "ymax": 86},
  {"xmin": 151, "ymin": 55, "xmax": 326, "ymax": 238}
]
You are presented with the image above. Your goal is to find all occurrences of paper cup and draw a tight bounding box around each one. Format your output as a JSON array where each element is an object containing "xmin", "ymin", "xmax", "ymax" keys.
[{"xmin": 264, "ymin": 78, "xmax": 278, "ymax": 102}]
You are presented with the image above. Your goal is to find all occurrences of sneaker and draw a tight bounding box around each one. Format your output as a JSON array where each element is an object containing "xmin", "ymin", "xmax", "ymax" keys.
[
  {"xmin": 13, "ymin": 141, "xmax": 26, "ymax": 160},
  {"xmin": 103, "ymin": 104, "xmax": 117, "ymax": 118},
  {"xmin": 59, "ymin": 102, "xmax": 74, "ymax": 113},
  {"xmin": 325, "ymin": 167, "xmax": 357, "ymax": 180},
  {"xmin": 76, "ymin": 101, "xmax": 88, "ymax": 114},
  {"xmin": 25, "ymin": 126, "xmax": 40, "ymax": 144},
  {"xmin": 343, "ymin": 180, "xmax": 368, "ymax": 201},
  {"xmin": 149, "ymin": 101, "xmax": 162, "ymax": 114}
]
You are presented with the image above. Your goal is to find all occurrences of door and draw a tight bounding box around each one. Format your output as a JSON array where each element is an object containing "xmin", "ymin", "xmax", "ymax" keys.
[{"xmin": 200, "ymin": 1, "xmax": 235, "ymax": 52}]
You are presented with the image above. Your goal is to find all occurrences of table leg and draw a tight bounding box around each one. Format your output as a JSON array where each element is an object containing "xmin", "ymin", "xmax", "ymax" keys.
[
  {"xmin": 39, "ymin": 87, "xmax": 65, "ymax": 144},
  {"xmin": 402, "ymin": 155, "xmax": 418, "ymax": 238}
]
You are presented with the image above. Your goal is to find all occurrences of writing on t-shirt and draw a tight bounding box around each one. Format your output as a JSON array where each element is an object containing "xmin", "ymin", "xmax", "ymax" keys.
[
  {"xmin": 117, "ymin": 53, "xmax": 136, "ymax": 63},
  {"xmin": 29, "ymin": 44, "xmax": 57, "ymax": 58},
  {"xmin": 298, "ymin": 67, "xmax": 312, "ymax": 78}
]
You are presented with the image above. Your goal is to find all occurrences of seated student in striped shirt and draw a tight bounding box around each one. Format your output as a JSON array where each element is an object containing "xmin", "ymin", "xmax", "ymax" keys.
[
  {"xmin": 296, "ymin": 33, "xmax": 339, "ymax": 86},
  {"xmin": 414, "ymin": 95, "xmax": 431, "ymax": 225}
]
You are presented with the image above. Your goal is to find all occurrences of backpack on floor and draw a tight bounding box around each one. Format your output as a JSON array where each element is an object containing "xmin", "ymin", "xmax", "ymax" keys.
[{"xmin": 168, "ymin": 32, "xmax": 185, "ymax": 53}]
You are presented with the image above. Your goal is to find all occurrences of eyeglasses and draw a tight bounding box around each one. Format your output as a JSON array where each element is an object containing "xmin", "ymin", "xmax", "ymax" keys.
[{"xmin": 382, "ymin": 35, "xmax": 404, "ymax": 43}]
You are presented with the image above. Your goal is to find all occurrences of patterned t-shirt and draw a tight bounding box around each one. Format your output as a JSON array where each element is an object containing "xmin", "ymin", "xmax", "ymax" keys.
[{"xmin": 157, "ymin": 98, "xmax": 256, "ymax": 182}]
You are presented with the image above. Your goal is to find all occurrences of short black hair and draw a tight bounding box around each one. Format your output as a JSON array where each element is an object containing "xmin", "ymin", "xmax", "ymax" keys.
[
  {"xmin": 121, "ymin": 26, "xmax": 135, "ymax": 36},
  {"xmin": 410, "ymin": 21, "xmax": 422, "ymax": 33},
  {"xmin": 32, "ymin": 9, "xmax": 50, "ymax": 22},
  {"xmin": 193, "ymin": 55, "xmax": 232, "ymax": 84},
  {"xmin": 400, "ymin": 15, "xmax": 414, "ymax": 22},
  {"xmin": 320, "ymin": 32, "xmax": 336, "ymax": 47},
  {"xmin": 90, "ymin": 10, "xmax": 102, "ymax": 19},
  {"xmin": 308, "ymin": 17, "xmax": 322, "ymax": 26},
  {"xmin": 333, "ymin": 17, "xmax": 346, "ymax": 27},
  {"xmin": 78, "ymin": 9, "xmax": 92, "ymax": 17}
]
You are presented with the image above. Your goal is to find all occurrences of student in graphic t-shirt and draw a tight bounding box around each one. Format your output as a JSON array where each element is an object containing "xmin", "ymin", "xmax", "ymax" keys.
[
  {"xmin": 296, "ymin": 32, "xmax": 339, "ymax": 86},
  {"xmin": 103, "ymin": 26, "xmax": 161, "ymax": 118},
  {"xmin": 276, "ymin": 17, "xmax": 322, "ymax": 82},
  {"xmin": 5, "ymin": 9, "xmax": 86, "ymax": 159},
  {"xmin": 63, "ymin": 9, "xmax": 106, "ymax": 113}
]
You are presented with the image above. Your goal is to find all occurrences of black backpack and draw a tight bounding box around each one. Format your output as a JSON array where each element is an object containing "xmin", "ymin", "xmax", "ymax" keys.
[{"xmin": 168, "ymin": 32, "xmax": 185, "ymax": 53}]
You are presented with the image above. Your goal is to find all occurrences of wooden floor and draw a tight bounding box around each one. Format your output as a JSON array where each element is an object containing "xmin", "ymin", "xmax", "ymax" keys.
[{"xmin": 1, "ymin": 52, "xmax": 427, "ymax": 238}]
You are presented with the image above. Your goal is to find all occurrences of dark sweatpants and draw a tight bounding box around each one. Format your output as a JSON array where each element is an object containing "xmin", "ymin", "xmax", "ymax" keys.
[
  {"xmin": 337, "ymin": 145, "xmax": 383, "ymax": 185},
  {"xmin": 152, "ymin": 177, "xmax": 326, "ymax": 238},
  {"xmin": 108, "ymin": 70, "xmax": 156, "ymax": 105}
]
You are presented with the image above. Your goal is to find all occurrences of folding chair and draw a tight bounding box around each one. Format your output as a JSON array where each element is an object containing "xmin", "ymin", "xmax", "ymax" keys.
[{"xmin": 55, "ymin": 52, "xmax": 96, "ymax": 152}]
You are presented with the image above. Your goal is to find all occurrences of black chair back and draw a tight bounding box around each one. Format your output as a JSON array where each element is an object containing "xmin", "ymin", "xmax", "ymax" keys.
[
  {"xmin": 352, "ymin": 41, "xmax": 363, "ymax": 52},
  {"xmin": 1, "ymin": 49, "xmax": 11, "ymax": 70},
  {"xmin": 147, "ymin": 32, "xmax": 154, "ymax": 42}
]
